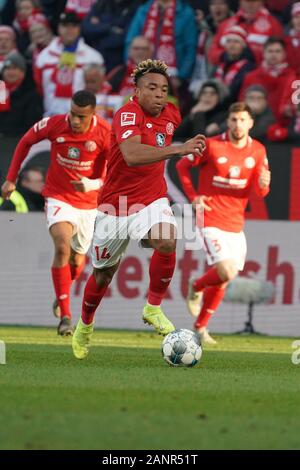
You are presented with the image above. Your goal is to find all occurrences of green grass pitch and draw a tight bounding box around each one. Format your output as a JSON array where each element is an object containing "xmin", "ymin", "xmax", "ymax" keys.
[{"xmin": 0, "ymin": 326, "xmax": 299, "ymax": 450}]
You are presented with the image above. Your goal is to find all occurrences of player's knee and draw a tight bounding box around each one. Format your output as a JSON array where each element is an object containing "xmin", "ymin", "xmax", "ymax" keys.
[
  {"xmin": 155, "ymin": 239, "xmax": 176, "ymax": 254},
  {"xmin": 55, "ymin": 241, "xmax": 70, "ymax": 260},
  {"xmin": 93, "ymin": 268, "xmax": 115, "ymax": 288},
  {"xmin": 220, "ymin": 265, "xmax": 238, "ymax": 282}
]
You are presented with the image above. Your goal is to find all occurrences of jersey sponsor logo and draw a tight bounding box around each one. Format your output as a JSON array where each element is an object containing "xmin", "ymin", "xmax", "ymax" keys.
[
  {"xmin": 68, "ymin": 147, "xmax": 80, "ymax": 159},
  {"xmin": 217, "ymin": 156, "xmax": 228, "ymax": 164},
  {"xmin": 56, "ymin": 137, "xmax": 65, "ymax": 143},
  {"xmin": 156, "ymin": 133, "xmax": 166, "ymax": 147},
  {"xmin": 213, "ymin": 175, "xmax": 247, "ymax": 189},
  {"xmin": 229, "ymin": 166, "xmax": 241, "ymax": 178},
  {"xmin": 85, "ymin": 140, "xmax": 97, "ymax": 152},
  {"xmin": 166, "ymin": 122, "xmax": 174, "ymax": 135},
  {"xmin": 122, "ymin": 129, "xmax": 133, "ymax": 139},
  {"xmin": 121, "ymin": 112, "xmax": 136, "ymax": 126},
  {"xmin": 245, "ymin": 156, "xmax": 255, "ymax": 169}
]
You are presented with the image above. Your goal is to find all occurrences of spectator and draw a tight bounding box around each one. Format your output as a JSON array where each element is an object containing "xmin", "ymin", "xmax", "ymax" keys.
[
  {"xmin": 264, "ymin": 0, "xmax": 290, "ymax": 23},
  {"xmin": 40, "ymin": 1, "xmax": 68, "ymax": 31},
  {"xmin": 35, "ymin": 11, "xmax": 104, "ymax": 116},
  {"xmin": 267, "ymin": 100, "xmax": 300, "ymax": 143},
  {"xmin": 82, "ymin": 0, "xmax": 143, "ymax": 73},
  {"xmin": 286, "ymin": 2, "xmax": 300, "ymax": 77},
  {"xmin": 244, "ymin": 84, "xmax": 276, "ymax": 141},
  {"xmin": 213, "ymin": 25, "xmax": 256, "ymax": 102},
  {"xmin": 26, "ymin": 13, "xmax": 53, "ymax": 71},
  {"xmin": 174, "ymin": 79, "xmax": 229, "ymax": 140},
  {"xmin": 107, "ymin": 36, "xmax": 153, "ymax": 98},
  {"xmin": 0, "ymin": 165, "xmax": 45, "ymax": 212},
  {"xmin": 239, "ymin": 36, "xmax": 296, "ymax": 125},
  {"xmin": 125, "ymin": 0, "xmax": 198, "ymax": 94},
  {"xmin": 0, "ymin": 26, "xmax": 17, "ymax": 71},
  {"xmin": 0, "ymin": 51, "xmax": 43, "ymax": 136},
  {"xmin": 189, "ymin": 0, "xmax": 233, "ymax": 97},
  {"xmin": 208, "ymin": 0, "xmax": 284, "ymax": 66},
  {"xmin": 83, "ymin": 63, "xmax": 123, "ymax": 123},
  {"xmin": 13, "ymin": 0, "xmax": 42, "ymax": 54},
  {"xmin": 65, "ymin": 0, "xmax": 96, "ymax": 19}
]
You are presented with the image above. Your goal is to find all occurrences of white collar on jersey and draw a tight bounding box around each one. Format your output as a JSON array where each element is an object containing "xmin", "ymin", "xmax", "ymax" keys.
[{"xmin": 222, "ymin": 132, "xmax": 253, "ymax": 146}]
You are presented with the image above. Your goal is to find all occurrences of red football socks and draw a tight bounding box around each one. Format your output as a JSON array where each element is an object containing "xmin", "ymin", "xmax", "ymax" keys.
[
  {"xmin": 148, "ymin": 250, "xmax": 176, "ymax": 306},
  {"xmin": 81, "ymin": 274, "xmax": 107, "ymax": 325},
  {"xmin": 194, "ymin": 286, "xmax": 226, "ymax": 329},
  {"xmin": 192, "ymin": 266, "xmax": 223, "ymax": 292},
  {"xmin": 51, "ymin": 265, "xmax": 72, "ymax": 319}
]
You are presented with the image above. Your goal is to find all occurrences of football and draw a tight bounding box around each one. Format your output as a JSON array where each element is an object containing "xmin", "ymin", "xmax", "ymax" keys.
[{"xmin": 161, "ymin": 329, "xmax": 202, "ymax": 367}]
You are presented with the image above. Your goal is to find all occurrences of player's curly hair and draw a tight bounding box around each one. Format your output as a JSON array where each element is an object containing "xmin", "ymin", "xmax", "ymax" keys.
[{"xmin": 131, "ymin": 59, "xmax": 169, "ymax": 85}]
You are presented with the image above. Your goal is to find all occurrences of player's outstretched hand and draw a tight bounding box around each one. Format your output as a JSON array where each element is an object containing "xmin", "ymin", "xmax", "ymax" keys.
[
  {"xmin": 259, "ymin": 168, "xmax": 271, "ymax": 189},
  {"xmin": 192, "ymin": 195, "xmax": 212, "ymax": 212},
  {"xmin": 1, "ymin": 180, "xmax": 16, "ymax": 200},
  {"xmin": 179, "ymin": 134, "xmax": 206, "ymax": 156}
]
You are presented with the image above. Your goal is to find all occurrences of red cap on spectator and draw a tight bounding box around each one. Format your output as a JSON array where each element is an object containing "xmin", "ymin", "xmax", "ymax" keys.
[
  {"xmin": 220, "ymin": 26, "xmax": 248, "ymax": 47},
  {"xmin": 28, "ymin": 13, "xmax": 50, "ymax": 30},
  {"xmin": 0, "ymin": 26, "xmax": 16, "ymax": 40},
  {"xmin": 292, "ymin": 2, "xmax": 300, "ymax": 16}
]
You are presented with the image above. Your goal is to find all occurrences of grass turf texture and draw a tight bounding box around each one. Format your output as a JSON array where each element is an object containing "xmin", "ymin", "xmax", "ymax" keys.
[{"xmin": 0, "ymin": 326, "xmax": 299, "ymax": 450}]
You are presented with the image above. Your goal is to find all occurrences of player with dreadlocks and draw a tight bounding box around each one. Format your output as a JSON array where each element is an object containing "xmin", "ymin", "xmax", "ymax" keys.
[{"xmin": 72, "ymin": 59, "xmax": 206, "ymax": 359}]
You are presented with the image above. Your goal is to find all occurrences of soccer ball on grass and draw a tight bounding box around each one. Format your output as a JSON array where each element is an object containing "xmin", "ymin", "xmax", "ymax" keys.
[{"xmin": 161, "ymin": 329, "xmax": 202, "ymax": 367}]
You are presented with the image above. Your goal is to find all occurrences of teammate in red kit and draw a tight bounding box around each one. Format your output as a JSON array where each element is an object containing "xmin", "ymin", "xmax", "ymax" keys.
[
  {"xmin": 176, "ymin": 102, "xmax": 271, "ymax": 345},
  {"xmin": 1, "ymin": 91, "xmax": 111, "ymax": 336},
  {"xmin": 72, "ymin": 59, "xmax": 206, "ymax": 359}
]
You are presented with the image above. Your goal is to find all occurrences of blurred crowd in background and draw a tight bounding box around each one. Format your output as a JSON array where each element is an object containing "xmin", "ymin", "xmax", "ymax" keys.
[{"xmin": 1, "ymin": 0, "xmax": 300, "ymax": 210}]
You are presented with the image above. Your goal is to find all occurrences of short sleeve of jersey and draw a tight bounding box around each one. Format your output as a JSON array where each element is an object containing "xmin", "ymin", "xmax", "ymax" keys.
[
  {"xmin": 113, "ymin": 104, "xmax": 143, "ymax": 144},
  {"xmin": 31, "ymin": 115, "xmax": 61, "ymax": 142}
]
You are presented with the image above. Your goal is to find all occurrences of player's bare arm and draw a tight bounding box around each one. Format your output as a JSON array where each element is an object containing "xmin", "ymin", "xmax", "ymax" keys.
[
  {"xmin": 1, "ymin": 180, "xmax": 16, "ymax": 200},
  {"xmin": 259, "ymin": 167, "xmax": 271, "ymax": 188},
  {"xmin": 120, "ymin": 134, "xmax": 206, "ymax": 166},
  {"xmin": 192, "ymin": 195, "xmax": 212, "ymax": 212}
]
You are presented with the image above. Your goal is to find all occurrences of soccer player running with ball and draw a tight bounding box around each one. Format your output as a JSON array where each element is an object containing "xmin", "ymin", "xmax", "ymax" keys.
[
  {"xmin": 176, "ymin": 102, "xmax": 271, "ymax": 345},
  {"xmin": 1, "ymin": 91, "xmax": 111, "ymax": 336},
  {"xmin": 72, "ymin": 59, "xmax": 206, "ymax": 359}
]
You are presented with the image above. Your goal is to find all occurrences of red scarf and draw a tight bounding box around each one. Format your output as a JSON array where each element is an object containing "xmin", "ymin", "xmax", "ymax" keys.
[
  {"xmin": 52, "ymin": 46, "xmax": 78, "ymax": 98},
  {"xmin": 13, "ymin": 8, "xmax": 40, "ymax": 32},
  {"xmin": 262, "ymin": 61, "xmax": 289, "ymax": 78},
  {"xmin": 118, "ymin": 60, "xmax": 136, "ymax": 96},
  {"xmin": 0, "ymin": 78, "xmax": 24, "ymax": 112},
  {"xmin": 215, "ymin": 58, "xmax": 248, "ymax": 86},
  {"xmin": 143, "ymin": 0, "xmax": 177, "ymax": 76}
]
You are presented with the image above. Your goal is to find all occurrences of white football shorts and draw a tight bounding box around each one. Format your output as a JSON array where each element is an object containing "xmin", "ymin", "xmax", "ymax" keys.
[
  {"xmin": 45, "ymin": 197, "xmax": 97, "ymax": 254},
  {"xmin": 92, "ymin": 197, "xmax": 177, "ymax": 268},
  {"xmin": 200, "ymin": 226, "xmax": 247, "ymax": 271}
]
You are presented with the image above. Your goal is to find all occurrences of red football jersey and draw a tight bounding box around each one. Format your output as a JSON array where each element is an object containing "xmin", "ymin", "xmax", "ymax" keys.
[
  {"xmin": 99, "ymin": 96, "xmax": 181, "ymax": 214},
  {"xmin": 7, "ymin": 114, "xmax": 111, "ymax": 209},
  {"xmin": 176, "ymin": 133, "xmax": 270, "ymax": 232}
]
